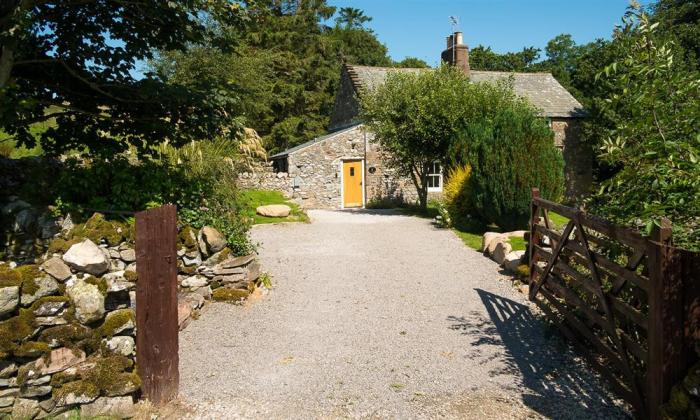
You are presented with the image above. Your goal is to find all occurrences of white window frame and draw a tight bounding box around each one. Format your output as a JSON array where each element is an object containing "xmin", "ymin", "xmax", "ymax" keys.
[{"xmin": 426, "ymin": 161, "xmax": 443, "ymax": 193}]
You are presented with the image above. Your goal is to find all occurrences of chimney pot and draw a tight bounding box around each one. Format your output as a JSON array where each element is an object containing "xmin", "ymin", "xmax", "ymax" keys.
[{"xmin": 454, "ymin": 31, "xmax": 463, "ymax": 45}]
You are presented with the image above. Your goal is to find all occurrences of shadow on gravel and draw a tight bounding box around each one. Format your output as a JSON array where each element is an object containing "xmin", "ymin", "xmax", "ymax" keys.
[{"xmin": 448, "ymin": 288, "xmax": 630, "ymax": 419}]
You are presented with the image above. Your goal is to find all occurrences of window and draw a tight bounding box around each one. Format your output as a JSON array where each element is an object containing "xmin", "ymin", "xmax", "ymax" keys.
[{"xmin": 426, "ymin": 161, "xmax": 443, "ymax": 192}]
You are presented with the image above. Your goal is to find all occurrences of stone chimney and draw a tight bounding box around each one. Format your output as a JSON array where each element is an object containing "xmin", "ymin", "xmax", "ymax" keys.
[{"xmin": 441, "ymin": 31, "xmax": 470, "ymax": 77}]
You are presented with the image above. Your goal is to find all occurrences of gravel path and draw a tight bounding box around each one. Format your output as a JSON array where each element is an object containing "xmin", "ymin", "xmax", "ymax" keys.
[{"xmin": 179, "ymin": 210, "xmax": 629, "ymax": 419}]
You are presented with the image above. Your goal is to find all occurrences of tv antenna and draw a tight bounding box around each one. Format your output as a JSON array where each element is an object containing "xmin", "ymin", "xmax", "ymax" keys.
[{"xmin": 449, "ymin": 16, "xmax": 460, "ymax": 32}]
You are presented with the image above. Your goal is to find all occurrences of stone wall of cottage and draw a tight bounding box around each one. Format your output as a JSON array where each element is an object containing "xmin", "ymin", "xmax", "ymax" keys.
[
  {"xmin": 551, "ymin": 118, "xmax": 593, "ymax": 200},
  {"xmin": 364, "ymin": 132, "xmax": 423, "ymax": 205}
]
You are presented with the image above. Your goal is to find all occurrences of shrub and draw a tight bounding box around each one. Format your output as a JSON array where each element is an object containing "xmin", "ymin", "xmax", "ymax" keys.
[
  {"xmin": 442, "ymin": 164, "xmax": 472, "ymax": 226},
  {"xmin": 462, "ymin": 103, "xmax": 564, "ymax": 231}
]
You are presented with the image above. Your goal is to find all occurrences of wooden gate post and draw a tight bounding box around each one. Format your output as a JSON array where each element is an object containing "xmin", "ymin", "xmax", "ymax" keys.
[
  {"xmin": 528, "ymin": 188, "xmax": 541, "ymax": 292},
  {"xmin": 135, "ymin": 205, "xmax": 179, "ymax": 405},
  {"xmin": 646, "ymin": 218, "xmax": 686, "ymax": 420}
]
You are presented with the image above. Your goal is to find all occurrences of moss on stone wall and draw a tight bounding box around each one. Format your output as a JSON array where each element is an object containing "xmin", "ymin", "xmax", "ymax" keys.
[
  {"xmin": 14, "ymin": 341, "xmax": 50, "ymax": 358},
  {"xmin": 0, "ymin": 308, "xmax": 36, "ymax": 358},
  {"xmin": 47, "ymin": 237, "xmax": 83, "ymax": 255},
  {"xmin": 212, "ymin": 288, "xmax": 250, "ymax": 302},
  {"xmin": 38, "ymin": 324, "xmax": 91, "ymax": 348},
  {"xmin": 84, "ymin": 276, "xmax": 108, "ymax": 296},
  {"xmin": 123, "ymin": 270, "xmax": 138, "ymax": 282},
  {"xmin": 97, "ymin": 309, "xmax": 135, "ymax": 338},
  {"xmin": 0, "ymin": 264, "xmax": 41, "ymax": 296}
]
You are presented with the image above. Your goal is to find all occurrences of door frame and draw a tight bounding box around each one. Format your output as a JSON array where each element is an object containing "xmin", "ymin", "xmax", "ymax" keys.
[{"xmin": 339, "ymin": 158, "xmax": 365, "ymax": 209}]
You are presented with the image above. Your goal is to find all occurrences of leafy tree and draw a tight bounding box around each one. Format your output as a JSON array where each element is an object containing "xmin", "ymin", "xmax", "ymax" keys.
[
  {"xmin": 652, "ymin": 0, "xmax": 700, "ymax": 67},
  {"xmin": 459, "ymin": 92, "xmax": 565, "ymax": 231},
  {"xmin": 329, "ymin": 27, "xmax": 392, "ymax": 67},
  {"xmin": 394, "ymin": 57, "xmax": 430, "ymax": 68},
  {"xmin": 469, "ymin": 45, "xmax": 541, "ymax": 72},
  {"xmin": 0, "ymin": 1, "xmax": 247, "ymax": 156},
  {"xmin": 335, "ymin": 7, "xmax": 372, "ymax": 29},
  {"xmin": 360, "ymin": 65, "xmax": 477, "ymax": 210},
  {"xmin": 590, "ymin": 4, "xmax": 700, "ymax": 249}
]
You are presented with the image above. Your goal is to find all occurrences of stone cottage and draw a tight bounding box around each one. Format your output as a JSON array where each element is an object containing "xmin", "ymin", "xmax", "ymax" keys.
[{"xmin": 242, "ymin": 32, "xmax": 590, "ymax": 209}]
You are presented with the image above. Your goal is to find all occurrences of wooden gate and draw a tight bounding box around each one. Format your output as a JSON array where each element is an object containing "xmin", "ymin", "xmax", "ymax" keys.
[{"xmin": 527, "ymin": 188, "xmax": 700, "ymax": 419}]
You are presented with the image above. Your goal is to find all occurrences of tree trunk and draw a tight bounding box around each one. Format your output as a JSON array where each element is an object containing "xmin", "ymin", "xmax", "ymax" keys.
[
  {"xmin": 409, "ymin": 162, "xmax": 429, "ymax": 212},
  {"xmin": 0, "ymin": 42, "xmax": 15, "ymax": 88}
]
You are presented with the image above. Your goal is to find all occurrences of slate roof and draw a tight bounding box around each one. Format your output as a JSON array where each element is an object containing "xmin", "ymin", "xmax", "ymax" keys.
[
  {"xmin": 345, "ymin": 65, "xmax": 586, "ymax": 118},
  {"xmin": 269, "ymin": 124, "xmax": 361, "ymax": 159}
]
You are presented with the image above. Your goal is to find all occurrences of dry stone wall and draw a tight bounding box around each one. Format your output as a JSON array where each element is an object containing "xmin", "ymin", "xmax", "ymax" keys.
[{"xmin": 0, "ymin": 209, "xmax": 264, "ymax": 419}]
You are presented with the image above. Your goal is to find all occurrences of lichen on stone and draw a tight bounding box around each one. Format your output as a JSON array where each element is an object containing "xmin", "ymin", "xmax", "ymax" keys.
[
  {"xmin": 178, "ymin": 226, "xmax": 199, "ymax": 251},
  {"xmin": 38, "ymin": 324, "xmax": 91, "ymax": 348},
  {"xmin": 70, "ymin": 213, "xmax": 127, "ymax": 247},
  {"xmin": 212, "ymin": 288, "xmax": 250, "ymax": 302},
  {"xmin": 84, "ymin": 276, "xmax": 108, "ymax": 296},
  {"xmin": 53, "ymin": 379, "xmax": 99, "ymax": 403},
  {"xmin": 123, "ymin": 270, "xmax": 138, "ymax": 282}
]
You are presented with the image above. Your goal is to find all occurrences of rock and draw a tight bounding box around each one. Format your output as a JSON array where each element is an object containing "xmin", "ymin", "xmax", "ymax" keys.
[
  {"xmin": 181, "ymin": 275, "xmax": 208, "ymax": 288},
  {"xmin": 11, "ymin": 398, "xmax": 40, "ymax": 419},
  {"xmin": 0, "ymin": 388, "xmax": 18, "ymax": 398},
  {"xmin": 20, "ymin": 385, "xmax": 52, "ymax": 397},
  {"xmin": 0, "ymin": 286, "xmax": 19, "ymax": 317},
  {"xmin": 247, "ymin": 261, "xmax": 261, "ymax": 282},
  {"xmin": 103, "ymin": 271, "xmax": 134, "ymax": 293},
  {"xmin": 256, "ymin": 204, "xmax": 291, "ymax": 217},
  {"xmin": 0, "ymin": 362, "xmax": 17, "ymax": 379},
  {"xmin": 183, "ymin": 293, "xmax": 205, "ymax": 310},
  {"xmin": 485, "ymin": 235, "xmax": 506, "ymax": 256},
  {"xmin": 103, "ymin": 309, "xmax": 135, "ymax": 335},
  {"xmin": 212, "ymin": 266, "xmax": 245, "ymax": 276},
  {"xmin": 493, "ymin": 242, "xmax": 513, "ymax": 265},
  {"xmin": 202, "ymin": 248, "xmax": 232, "ymax": 267},
  {"xmin": 55, "ymin": 381, "xmax": 99, "ymax": 406},
  {"xmin": 81, "ymin": 396, "xmax": 135, "ymax": 419},
  {"xmin": 194, "ymin": 286, "xmax": 212, "ymax": 300},
  {"xmin": 503, "ymin": 230, "xmax": 528, "ymax": 238},
  {"xmin": 503, "ymin": 251, "xmax": 526, "ymax": 272},
  {"xmin": 482, "ymin": 232, "xmax": 504, "ymax": 253},
  {"xmin": 108, "ymin": 249, "xmax": 121, "ymax": 259},
  {"xmin": 200, "ymin": 226, "xmax": 226, "ymax": 254},
  {"xmin": 104, "ymin": 336, "xmax": 135, "ymax": 356},
  {"xmin": 21, "ymin": 276, "xmax": 59, "ymax": 306},
  {"xmin": 182, "ymin": 251, "xmax": 202, "ymax": 267},
  {"xmin": 220, "ymin": 254, "xmax": 255, "ymax": 269},
  {"xmin": 217, "ymin": 274, "xmax": 246, "ymax": 286},
  {"xmin": 35, "ymin": 316, "xmax": 68, "ymax": 326},
  {"xmin": 34, "ymin": 348, "xmax": 86, "ymax": 375},
  {"xmin": 32, "ymin": 300, "xmax": 67, "ymax": 317},
  {"xmin": 110, "ymin": 258, "xmax": 126, "ymax": 272},
  {"xmin": 119, "ymin": 249, "xmax": 135, "ymax": 263},
  {"xmin": 66, "ymin": 279, "xmax": 105, "ymax": 324},
  {"xmin": 0, "ymin": 397, "xmax": 13, "ymax": 408},
  {"xmin": 178, "ymin": 300, "xmax": 192, "ymax": 330},
  {"xmin": 62, "ymin": 239, "xmax": 110, "ymax": 276},
  {"xmin": 41, "ymin": 257, "xmax": 72, "ymax": 282},
  {"xmin": 104, "ymin": 374, "xmax": 140, "ymax": 397},
  {"xmin": 519, "ymin": 284, "xmax": 530, "ymax": 295}
]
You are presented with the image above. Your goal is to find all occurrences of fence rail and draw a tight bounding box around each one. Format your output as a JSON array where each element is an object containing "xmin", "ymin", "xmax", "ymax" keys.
[{"xmin": 527, "ymin": 188, "xmax": 700, "ymax": 419}]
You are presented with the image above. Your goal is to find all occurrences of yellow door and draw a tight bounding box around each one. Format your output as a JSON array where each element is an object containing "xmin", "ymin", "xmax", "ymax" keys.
[{"xmin": 343, "ymin": 160, "xmax": 363, "ymax": 208}]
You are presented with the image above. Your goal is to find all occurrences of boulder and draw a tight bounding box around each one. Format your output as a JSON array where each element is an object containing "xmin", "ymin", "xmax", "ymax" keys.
[
  {"xmin": 181, "ymin": 275, "xmax": 208, "ymax": 288},
  {"xmin": 486, "ymin": 236, "xmax": 506, "ymax": 256},
  {"xmin": 80, "ymin": 396, "xmax": 135, "ymax": 419},
  {"xmin": 503, "ymin": 230, "xmax": 528, "ymax": 238},
  {"xmin": 256, "ymin": 204, "xmax": 291, "ymax": 218},
  {"xmin": 103, "ymin": 271, "xmax": 134, "ymax": 293},
  {"xmin": 0, "ymin": 286, "xmax": 19, "ymax": 317},
  {"xmin": 194, "ymin": 286, "xmax": 212, "ymax": 300},
  {"xmin": 200, "ymin": 226, "xmax": 226, "ymax": 254},
  {"xmin": 104, "ymin": 336, "xmax": 135, "ymax": 356},
  {"xmin": 492, "ymin": 242, "xmax": 513, "ymax": 265},
  {"xmin": 482, "ymin": 232, "xmax": 504, "ymax": 253},
  {"xmin": 182, "ymin": 251, "xmax": 202, "ymax": 267},
  {"xmin": 66, "ymin": 279, "xmax": 105, "ymax": 324},
  {"xmin": 246, "ymin": 261, "xmax": 261, "ymax": 282},
  {"xmin": 503, "ymin": 251, "xmax": 526, "ymax": 272},
  {"xmin": 21, "ymin": 276, "xmax": 59, "ymax": 306},
  {"xmin": 41, "ymin": 257, "xmax": 72, "ymax": 282},
  {"xmin": 118, "ymin": 249, "xmax": 135, "ymax": 263},
  {"xmin": 62, "ymin": 239, "xmax": 110, "ymax": 276}
]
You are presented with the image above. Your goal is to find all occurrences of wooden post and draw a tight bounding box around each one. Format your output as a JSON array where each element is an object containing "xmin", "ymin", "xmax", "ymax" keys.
[
  {"xmin": 135, "ymin": 205, "xmax": 179, "ymax": 405},
  {"xmin": 528, "ymin": 188, "xmax": 541, "ymax": 294},
  {"xmin": 646, "ymin": 218, "xmax": 684, "ymax": 420}
]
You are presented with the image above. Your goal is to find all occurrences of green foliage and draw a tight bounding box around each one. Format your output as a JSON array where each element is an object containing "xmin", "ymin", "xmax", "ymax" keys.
[
  {"xmin": 1, "ymin": 1, "xmax": 248, "ymax": 156},
  {"xmin": 394, "ymin": 57, "xmax": 431, "ymax": 69},
  {"xmin": 589, "ymin": 5, "xmax": 700, "ymax": 250},
  {"xmin": 469, "ymin": 45, "xmax": 541, "ymax": 72},
  {"xmin": 361, "ymin": 65, "xmax": 474, "ymax": 210},
  {"xmin": 462, "ymin": 98, "xmax": 565, "ymax": 231},
  {"xmin": 443, "ymin": 165, "xmax": 473, "ymax": 226},
  {"xmin": 238, "ymin": 189, "xmax": 309, "ymax": 224}
]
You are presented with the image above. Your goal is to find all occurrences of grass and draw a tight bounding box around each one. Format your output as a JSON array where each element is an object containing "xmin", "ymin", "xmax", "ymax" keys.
[
  {"xmin": 547, "ymin": 212, "xmax": 569, "ymax": 229},
  {"xmin": 239, "ymin": 189, "xmax": 309, "ymax": 225},
  {"xmin": 0, "ymin": 107, "xmax": 61, "ymax": 159}
]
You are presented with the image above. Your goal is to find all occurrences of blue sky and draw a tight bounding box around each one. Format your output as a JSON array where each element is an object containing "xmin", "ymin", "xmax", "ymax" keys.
[{"xmin": 326, "ymin": 0, "xmax": 654, "ymax": 65}]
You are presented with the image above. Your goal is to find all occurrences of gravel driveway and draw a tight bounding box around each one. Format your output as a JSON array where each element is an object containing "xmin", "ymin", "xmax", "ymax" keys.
[{"xmin": 179, "ymin": 210, "xmax": 629, "ymax": 419}]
